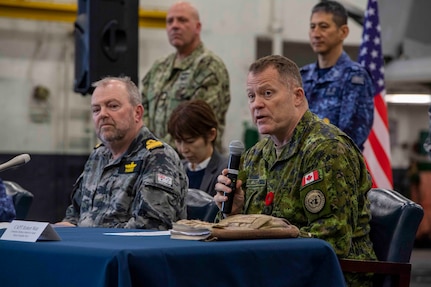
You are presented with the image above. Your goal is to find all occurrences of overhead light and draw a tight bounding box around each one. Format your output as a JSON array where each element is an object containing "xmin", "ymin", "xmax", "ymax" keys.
[
  {"xmin": 385, "ymin": 82, "xmax": 431, "ymax": 104},
  {"xmin": 385, "ymin": 94, "xmax": 431, "ymax": 104}
]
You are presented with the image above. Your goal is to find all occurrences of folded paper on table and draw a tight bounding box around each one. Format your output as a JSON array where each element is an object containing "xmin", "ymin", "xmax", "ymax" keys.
[{"xmin": 104, "ymin": 231, "xmax": 171, "ymax": 236}]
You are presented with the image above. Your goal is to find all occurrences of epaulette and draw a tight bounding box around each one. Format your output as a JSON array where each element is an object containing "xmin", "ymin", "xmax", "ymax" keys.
[
  {"xmin": 145, "ymin": 139, "xmax": 164, "ymax": 151},
  {"xmin": 349, "ymin": 64, "xmax": 361, "ymax": 71},
  {"xmin": 93, "ymin": 142, "xmax": 104, "ymax": 149}
]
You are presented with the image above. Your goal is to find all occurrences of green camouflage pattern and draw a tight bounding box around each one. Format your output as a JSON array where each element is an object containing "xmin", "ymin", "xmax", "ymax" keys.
[
  {"xmin": 240, "ymin": 110, "xmax": 376, "ymax": 286},
  {"xmin": 141, "ymin": 43, "xmax": 230, "ymax": 152},
  {"xmin": 63, "ymin": 127, "xmax": 188, "ymax": 230}
]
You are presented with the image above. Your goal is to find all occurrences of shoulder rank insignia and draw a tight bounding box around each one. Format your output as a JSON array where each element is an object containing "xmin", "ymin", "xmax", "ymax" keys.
[
  {"xmin": 94, "ymin": 142, "xmax": 103, "ymax": 149},
  {"xmin": 146, "ymin": 139, "xmax": 164, "ymax": 150}
]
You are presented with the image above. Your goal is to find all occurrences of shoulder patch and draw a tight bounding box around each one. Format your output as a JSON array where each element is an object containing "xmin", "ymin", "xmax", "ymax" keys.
[
  {"xmin": 146, "ymin": 139, "xmax": 164, "ymax": 150},
  {"xmin": 351, "ymin": 75, "xmax": 365, "ymax": 85},
  {"xmin": 156, "ymin": 173, "xmax": 173, "ymax": 188},
  {"xmin": 301, "ymin": 169, "xmax": 322, "ymax": 187},
  {"xmin": 304, "ymin": 190, "xmax": 326, "ymax": 213}
]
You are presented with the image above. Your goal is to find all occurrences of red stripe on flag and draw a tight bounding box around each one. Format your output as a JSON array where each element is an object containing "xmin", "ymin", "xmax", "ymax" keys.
[
  {"xmin": 374, "ymin": 94, "xmax": 389, "ymax": 129},
  {"xmin": 359, "ymin": 0, "xmax": 393, "ymax": 189},
  {"xmin": 363, "ymin": 139, "xmax": 392, "ymax": 189},
  {"xmin": 367, "ymin": 130, "xmax": 392, "ymax": 180}
]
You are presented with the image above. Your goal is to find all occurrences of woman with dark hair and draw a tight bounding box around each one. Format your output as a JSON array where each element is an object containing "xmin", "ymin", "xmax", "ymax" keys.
[{"xmin": 168, "ymin": 99, "xmax": 228, "ymax": 196}]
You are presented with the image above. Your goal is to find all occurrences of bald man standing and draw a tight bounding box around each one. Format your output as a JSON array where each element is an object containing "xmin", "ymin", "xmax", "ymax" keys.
[{"xmin": 141, "ymin": 1, "xmax": 230, "ymax": 153}]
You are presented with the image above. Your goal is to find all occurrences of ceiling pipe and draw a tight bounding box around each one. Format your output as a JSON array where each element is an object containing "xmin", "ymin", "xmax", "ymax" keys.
[{"xmin": 270, "ymin": 0, "xmax": 283, "ymax": 56}]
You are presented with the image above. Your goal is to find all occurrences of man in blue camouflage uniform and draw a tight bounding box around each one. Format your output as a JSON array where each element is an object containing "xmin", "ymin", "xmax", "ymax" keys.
[
  {"xmin": 214, "ymin": 55, "xmax": 376, "ymax": 287},
  {"xmin": 57, "ymin": 77, "xmax": 188, "ymax": 230},
  {"xmin": 141, "ymin": 1, "xmax": 230, "ymax": 153},
  {"xmin": 300, "ymin": 1, "xmax": 374, "ymax": 151},
  {"xmin": 424, "ymin": 105, "xmax": 431, "ymax": 155},
  {"xmin": 0, "ymin": 178, "xmax": 15, "ymax": 222}
]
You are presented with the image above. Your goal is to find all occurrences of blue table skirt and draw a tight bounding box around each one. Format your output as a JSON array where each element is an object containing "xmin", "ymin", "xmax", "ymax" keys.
[{"xmin": 0, "ymin": 227, "xmax": 346, "ymax": 287}]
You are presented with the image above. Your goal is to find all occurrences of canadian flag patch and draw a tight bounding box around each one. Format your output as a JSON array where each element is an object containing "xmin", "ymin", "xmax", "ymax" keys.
[{"xmin": 302, "ymin": 170, "xmax": 320, "ymax": 187}]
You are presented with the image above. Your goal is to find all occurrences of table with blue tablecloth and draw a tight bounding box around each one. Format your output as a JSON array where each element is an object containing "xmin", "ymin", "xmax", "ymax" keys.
[{"xmin": 0, "ymin": 227, "xmax": 346, "ymax": 287}]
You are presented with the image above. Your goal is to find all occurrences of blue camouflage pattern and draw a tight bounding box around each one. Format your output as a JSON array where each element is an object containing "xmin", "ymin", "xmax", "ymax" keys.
[
  {"xmin": 300, "ymin": 51, "xmax": 375, "ymax": 151},
  {"xmin": 424, "ymin": 105, "xmax": 431, "ymax": 155},
  {"xmin": 63, "ymin": 127, "xmax": 188, "ymax": 230},
  {"xmin": 0, "ymin": 178, "xmax": 15, "ymax": 222}
]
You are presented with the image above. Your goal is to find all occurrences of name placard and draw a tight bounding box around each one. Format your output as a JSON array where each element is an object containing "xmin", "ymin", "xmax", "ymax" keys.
[{"xmin": 0, "ymin": 220, "xmax": 61, "ymax": 242}]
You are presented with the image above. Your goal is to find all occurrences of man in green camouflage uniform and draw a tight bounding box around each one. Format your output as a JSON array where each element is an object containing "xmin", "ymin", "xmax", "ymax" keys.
[
  {"xmin": 141, "ymin": 1, "xmax": 230, "ymax": 152},
  {"xmin": 214, "ymin": 55, "xmax": 376, "ymax": 287},
  {"xmin": 58, "ymin": 76, "xmax": 187, "ymax": 230}
]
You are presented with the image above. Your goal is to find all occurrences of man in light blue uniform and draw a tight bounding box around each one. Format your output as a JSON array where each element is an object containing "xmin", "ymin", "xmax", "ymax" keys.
[{"xmin": 300, "ymin": 1, "xmax": 374, "ymax": 151}]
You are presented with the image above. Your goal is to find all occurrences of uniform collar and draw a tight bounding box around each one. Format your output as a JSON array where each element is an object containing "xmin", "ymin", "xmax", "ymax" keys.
[
  {"xmin": 104, "ymin": 127, "xmax": 157, "ymax": 162},
  {"xmin": 187, "ymin": 156, "xmax": 211, "ymax": 171},
  {"xmin": 304, "ymin": 51, "xmax": 351, "ymax": 82},
  {"xmin": 262, "ymin": 110, "xmax": 316, "ymax": 166},
  {"xmin": 171, "ymin": 42, "xmax": 205, "ymax": 71}
]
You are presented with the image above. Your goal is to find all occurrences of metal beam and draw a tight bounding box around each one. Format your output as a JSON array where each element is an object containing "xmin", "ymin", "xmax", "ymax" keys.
[
  {"xmin": 0, "ymin": 0, "xmax": 166, "ymax": 29},
  {"xmin": 139, "ymin": 9, "xmax": 167, "ymax": 29}
]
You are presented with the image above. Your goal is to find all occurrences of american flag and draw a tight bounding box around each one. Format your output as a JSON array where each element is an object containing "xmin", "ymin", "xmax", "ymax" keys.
[{"xmin": 359, "ymin": 0, "xmax": 393, "ymax": 189}]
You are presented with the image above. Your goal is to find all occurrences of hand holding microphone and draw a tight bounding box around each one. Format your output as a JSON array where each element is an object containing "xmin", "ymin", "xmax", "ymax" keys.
[{"xmin": 221, "ymin": 140, "xmax": 245, "ymax": 214}]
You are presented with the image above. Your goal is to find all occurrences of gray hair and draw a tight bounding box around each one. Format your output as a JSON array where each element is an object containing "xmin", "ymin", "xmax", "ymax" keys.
[{"xmin": 91, "ymin": 76, "xmax": 141, "ymax": 106}]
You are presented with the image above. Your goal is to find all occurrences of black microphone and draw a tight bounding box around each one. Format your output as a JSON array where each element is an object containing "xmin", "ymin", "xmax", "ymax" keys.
[
  {"xmin": 0, "ymin": 154, "xmax": 31, "ymax": 172},
  {"xmin": 221, "ymin": 140, "xmax": 245, "ymax": 213}
]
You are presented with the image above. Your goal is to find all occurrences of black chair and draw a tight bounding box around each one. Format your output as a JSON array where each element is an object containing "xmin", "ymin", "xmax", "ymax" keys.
[
  {"xmin": 4, "ymin": 180, "xmax": 34, "ymax": 220},
  {"xmin": 339, "ymin": 188, "xmax": 424, "ymax": 287},
  {"xmin": 185, "ymin": 188, "xmax": 219, "ymax": 222}
]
